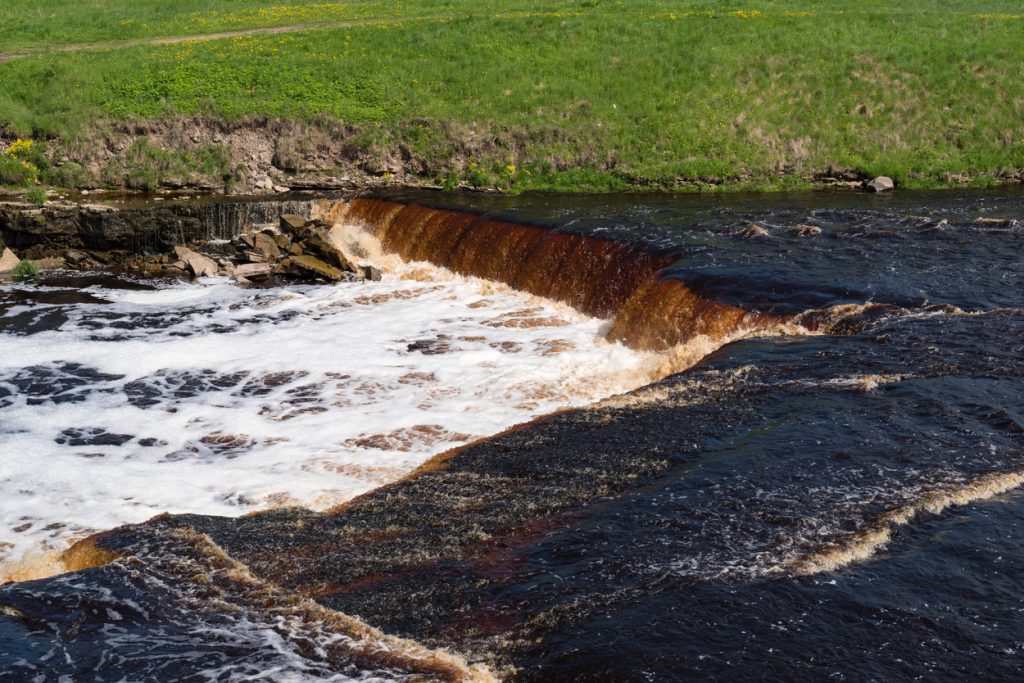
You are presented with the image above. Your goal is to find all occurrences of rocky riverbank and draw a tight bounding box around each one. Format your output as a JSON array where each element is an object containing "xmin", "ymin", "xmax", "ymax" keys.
[
  {"xmin": 0, "ymin": 194, "xmax": 379, "ymax": 284},
  {"xmin": 170, "ymin": 214, "xmax": 381, "ymax": 284},
  {"xmin": 5, "ymin": 116, "xmax": 1019, "ymax": 200}
]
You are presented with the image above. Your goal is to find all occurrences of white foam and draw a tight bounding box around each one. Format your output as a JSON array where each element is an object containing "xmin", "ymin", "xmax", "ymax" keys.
[{"xmin": 0, "ymin": 258, "xmax": 654, "ymax": 576}]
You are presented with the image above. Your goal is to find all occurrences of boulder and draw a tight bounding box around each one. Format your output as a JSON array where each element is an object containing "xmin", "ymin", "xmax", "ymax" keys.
[
  {"xmin": 790, "ymin": 224, "xmax": 822, "ymax": 237},
  {"xmin": 280, "ymin": 214, "xmax": 307, "ymax": 232},
  {"xmin": 303, "ymin": 233, "xmax": 352, "ymax": 271},
  {"xmin": 361, "ymin": 265, "xmax": 382, "ymax": 281},
  {"xmin": 188, "ymin": 253, "xmax": 220, "ymax": 278},
  {"xmin": 739, "ymin": 223, "xmax": 770, "ymax": 239},
  {"xmin": 0, "ymin": 247, "xmax": 21, "ymax": 272},
  {"xmin": 234, "ymin": 262, "xmax": 273, "ymax": 279},
  {"xmin": 865, "ymin": 176, "xmax": 895, "ymax": 192},
  {"xmin": 65, "ymin": 249, "xmax": 90, "ymax": 266},
  {"xmin": 244, "ymin": 250, "xmax": 269, "ymax": 263},
  {"xmin": 307, "ymin": 218, "xmax": 334, "ymax": 231},
  {"xmin": 174, "ymin": 246, "xmax": 219, "ymax": 278},
  {"xmin": 253, "ymin": 232, "xmax": 282, "ymax": 258},
  {"xmin": 201, "ymin": 239, "xmax": 236, "ymax": 257},
  {"xmin": 289, "ymin": 254, "xmax": 343, "ymax": 281}
]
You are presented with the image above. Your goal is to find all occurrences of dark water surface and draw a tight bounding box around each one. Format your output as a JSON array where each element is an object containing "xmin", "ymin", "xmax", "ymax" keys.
[{"xmin": 2, "ymin": 189, "xmax": 1023, "ymax": 681}]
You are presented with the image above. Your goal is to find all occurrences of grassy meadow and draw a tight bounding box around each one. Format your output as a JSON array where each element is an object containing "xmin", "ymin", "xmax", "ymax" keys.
[{"xmin": 1, "ymin": 0, "xmax": 1022, "ymax": 191}]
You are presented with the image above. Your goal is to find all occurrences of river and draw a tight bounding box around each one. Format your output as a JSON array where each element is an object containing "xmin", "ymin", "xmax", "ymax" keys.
[{"xmin": 1, "ymin": 188, "xmax": 1022, "ymax": 681}]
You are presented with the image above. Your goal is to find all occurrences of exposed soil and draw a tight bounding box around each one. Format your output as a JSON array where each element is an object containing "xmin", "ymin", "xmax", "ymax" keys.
[{"xmin": 8, "ymin": 114, "xmax": 586, "ymax": 197}]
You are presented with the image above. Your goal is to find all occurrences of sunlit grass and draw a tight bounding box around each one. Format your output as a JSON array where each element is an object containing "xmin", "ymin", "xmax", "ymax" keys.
[{"xmin": 1, "ymin": 0, "xmax": 1022, "ymax": 191}]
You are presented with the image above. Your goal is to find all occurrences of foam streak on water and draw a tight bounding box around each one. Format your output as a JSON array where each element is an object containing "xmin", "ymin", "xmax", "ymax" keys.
[
  {"xmin": 0, "ymin": 261, "xmax": 653, "ymax": 578},
  {"xmin": 0, "ymin": 528, "xmax": 495, "ymax": 681}
]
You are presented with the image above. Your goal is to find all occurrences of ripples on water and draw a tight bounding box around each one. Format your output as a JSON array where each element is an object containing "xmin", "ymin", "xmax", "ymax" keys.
[{"xmin": 1, "ymin": 189, "xmax": 1023, "ymax": 681}]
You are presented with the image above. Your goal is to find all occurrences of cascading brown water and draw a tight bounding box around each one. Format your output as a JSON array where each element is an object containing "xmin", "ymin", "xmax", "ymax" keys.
[{"xmin": 333, "ymin": 198, "xmax": 784, "ymax": 351}]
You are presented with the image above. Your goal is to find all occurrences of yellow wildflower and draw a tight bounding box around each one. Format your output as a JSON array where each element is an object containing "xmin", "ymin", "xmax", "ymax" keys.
[{"xmin": 6, "ymin": 138, "xmax": 33, "ymax": 159}]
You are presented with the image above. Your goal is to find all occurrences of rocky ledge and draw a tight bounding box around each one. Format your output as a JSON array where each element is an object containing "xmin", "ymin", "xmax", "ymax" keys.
[
  {"xmin": 0, "ymin": 195, "xmax": 381, "ymax": 285},
  {"xmin": 169, "ymin": 214, "xmax": 381, "ymax": 285}
]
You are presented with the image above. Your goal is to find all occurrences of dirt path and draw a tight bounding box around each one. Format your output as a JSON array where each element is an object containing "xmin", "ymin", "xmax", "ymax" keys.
[{"xmin": 0, "ymin": 16, "xmax": 440, "ymax": 62}]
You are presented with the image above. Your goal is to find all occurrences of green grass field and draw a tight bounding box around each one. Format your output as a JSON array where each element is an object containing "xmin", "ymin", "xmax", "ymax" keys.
[{"xmin": 1, "ymin": 1, "xmax": 1022, "ymax": 192}]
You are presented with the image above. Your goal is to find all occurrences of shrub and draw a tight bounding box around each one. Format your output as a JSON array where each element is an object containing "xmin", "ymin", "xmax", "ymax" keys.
[
  {"xmin": 43, "ymin": 161, "xmax": 90, "ymax": 188},
  {"xmin": 105, "ymin": 138, "xmax": 233, "ymax": 190},
  {"xmin": 1, "ymin": 138, "xmax": 47, "ymax": 187},
  {"xmin": 0, "ymin": 154, "xmax": 38, "ymax": 186},
  {"xmin": 24, "ymin": 187, "xmax": 47, "ymax": 205},
  {"xmin": 466, "ymin": 162, "xmax": 489, "ymax": 188},
  {"xmin": 442, "ymin": 172, "xmax": 460, "ymax": 191},
  {"xmin": 11, "ymin": 259, "xmax": 41, "ymax": 279}
]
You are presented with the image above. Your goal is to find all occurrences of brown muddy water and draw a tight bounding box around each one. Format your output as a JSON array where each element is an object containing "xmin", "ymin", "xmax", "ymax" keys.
[{"xmin": 1, "ymin": 188, "xmax": 1023, "ymax": 681}]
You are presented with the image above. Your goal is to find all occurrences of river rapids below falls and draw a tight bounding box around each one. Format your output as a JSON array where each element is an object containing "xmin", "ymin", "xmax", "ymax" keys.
[{"xmin": 1, "ymin": 188, "xmax": 1023, "ymax": 681}]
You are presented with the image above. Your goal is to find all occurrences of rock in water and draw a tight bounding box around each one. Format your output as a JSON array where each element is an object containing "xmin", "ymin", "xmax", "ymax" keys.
[
  {"xmin": 790, "ymin": 224, "xmax": 823, "ymax": 237},
  {"xmin": 174, "ymin": 246, "xmax": 219, "ymax": 278},
  {"xmin": 0, "ymin": 247, "xmax": 21, "ymax": 272},
  {"xmin": 361, "ymin": 265, "xmax": 382, "ymax": 281},
  {"xmin": 739, "ymin": 223, "xmax": 770, "ymax": 239},
  {"xmin": 280, "ymin": 214, "xmax": 307, "ymax": 232},
  {"xmin": 865, "ymin": 176, "xmax": 895, "ymax": 192},
  {"xmin": 253, "ymin": 233, "xmax": 281, "ymax": 259},
  {"xmin": 302, "ymin": 233, "xmax": 352, "ymax": 272},
  {"xmin": 289, "ymin": 254, "xmax": 343, "ymax": 281},
  {"xmin": 244, "ymin": 251, "xmax": 269, "ymax": 263},
  {"xmin": 273, "ymin": 233, "xmax": 291, "ymax": 250},
  {"xmin": 234, "ymin": 262, "xmax": 273, "ymax": 279}
]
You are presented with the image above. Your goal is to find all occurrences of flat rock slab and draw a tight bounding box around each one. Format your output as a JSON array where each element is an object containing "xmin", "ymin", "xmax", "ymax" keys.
[
  {"xmin": 290, "ymin": 254, "xmax": 342, "ymax": 280},
  {"xmin": 234, "ymin": 262, "xmax": 273, "ymax": 279},
  {"xmin": 280, "ymin": 214, "xmax": 307, "ymax": 231},
  {"xmin": 303, "ymin": 233, "xmax": 352, "ymax": 271}
]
